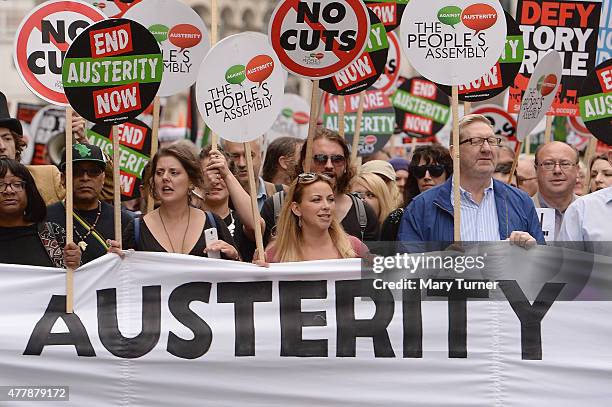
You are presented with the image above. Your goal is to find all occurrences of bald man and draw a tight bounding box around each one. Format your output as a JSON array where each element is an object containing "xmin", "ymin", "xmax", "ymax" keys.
[{"xmin": 532, "ymin": 142, "xmax": 579, "ymax": 239}]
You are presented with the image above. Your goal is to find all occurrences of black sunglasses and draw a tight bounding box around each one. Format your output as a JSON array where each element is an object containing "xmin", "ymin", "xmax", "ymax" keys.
[
  {"xmin": 313, "ymin": 154, "xmax": 346, "ymax": 166},
  {"xmin": 410, "ymin": 164, "xmax": 445, "ymax": 179}
]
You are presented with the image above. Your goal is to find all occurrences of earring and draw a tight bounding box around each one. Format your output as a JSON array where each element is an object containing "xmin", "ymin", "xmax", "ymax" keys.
[{"xmin": 298, "ymin": 216, "xmax": 302, "ymax": 228}]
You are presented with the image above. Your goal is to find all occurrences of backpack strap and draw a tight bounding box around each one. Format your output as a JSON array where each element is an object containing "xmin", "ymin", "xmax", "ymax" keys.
[
  {"xmin": 273, "ymin": 190, "xmax": 285, "ymax": 224},
  {"xmin": 349, "ymin": 193, "xmax": 367, "ymax": 241},
  {"xmin": 205, "ymin": 210, "xmax": 217, "ymax": 229}
]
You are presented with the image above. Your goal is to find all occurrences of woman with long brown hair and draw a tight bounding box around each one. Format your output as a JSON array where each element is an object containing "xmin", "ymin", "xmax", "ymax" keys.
[
  {"xmin": 123, "ymin": 143, "xmax": 239, "ymax": 260},
  {"xmin": 264, "ymin": 173, "xmax": 366, "ymax": 263}
]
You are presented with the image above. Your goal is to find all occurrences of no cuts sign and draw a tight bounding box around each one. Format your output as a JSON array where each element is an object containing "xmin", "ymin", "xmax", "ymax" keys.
[
  {"xmin": 14, "ymin": 0, "xmax": 106, "ymax": 106},
  {"xmin": 268, "ymin": 0, "xmax": 371, "ymax": 79}
]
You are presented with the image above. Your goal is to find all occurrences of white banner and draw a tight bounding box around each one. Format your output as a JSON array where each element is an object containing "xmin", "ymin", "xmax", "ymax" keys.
[{"xmin": 0, "ymin": 246, "xmax": 611, "ymax": 406}]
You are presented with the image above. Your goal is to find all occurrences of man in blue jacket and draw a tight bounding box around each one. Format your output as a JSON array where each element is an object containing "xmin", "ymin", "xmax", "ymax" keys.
[{"xmin": 398, "ymin": 114, "xmax": 545, "ymax": 246}]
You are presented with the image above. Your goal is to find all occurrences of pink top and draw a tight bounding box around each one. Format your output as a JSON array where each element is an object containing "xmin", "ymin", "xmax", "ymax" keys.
[{"xmin": 265, "ymin": 235, "xmax": 367, "ymax": 263}]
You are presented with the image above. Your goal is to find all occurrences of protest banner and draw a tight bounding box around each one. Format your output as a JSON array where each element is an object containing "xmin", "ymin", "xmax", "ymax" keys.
[
  {"xmin": 323, "ymin": 89, "xmax": 395, "ymax": 156},
  {"xmin": 84, "ymin": 0, "xmax": 144, "ymax": 18},
  {"xmin": 86, "ymin": 119, "xmax": 152, "ymax": 200},
  {"xmin": 391, "ymin": 77, "xmax": 451, "ymax": 139},
  {"xmin": 510, "ymin": 0, "xmax": 602, "ymax": 117},
  {"xmin": 509, "ymin": 50, "xmax": 563, "ymax": 182},
  {"xmin": 13, "ymin": 0, "xmax": 106, "ymax": 106},
  {"xmin": 62, "ymin": 18, "xmax": 163, "ymax": 125},
  {"xmin": 437, "ymin": 12, "xmax": 523, "ymax": 102},
  {"xmin": 598, "ymin": 0, "xmax": 612, "ymax": 64},
  {"xmin": 578, "ymin": 58, "xmax": 612, "ymax": 146},
  {"xmin": 1, "ymin": 247, "xmax": 612, "ymax": 405},
  {"xmin": 371, "ymin": 31, "xmax": 401, "ymax": 95},
  {"xmin": 365, "ymin": 0, "xmax": 407, "ymax": 32},
  {"xmin": 472, "ymin": 104, "xmax": 519, "ymax": 149},
  {"xmin": 28, "ymin": 105, "xmax": 65, "ymax": 165},
  {"xmin": 196, "ymin": 32, "xmax": 286, "ymax": 260},
  {"xmin": 265, "ymin": 93, "xmax": 311, "ymax": 147},
  {"xmin": 124, "ymin": 0, "xmax": 211, "ymax": 98},
  {"xmin": 319, "ymin": 10, "xmax": 388, "ymax": 96}
]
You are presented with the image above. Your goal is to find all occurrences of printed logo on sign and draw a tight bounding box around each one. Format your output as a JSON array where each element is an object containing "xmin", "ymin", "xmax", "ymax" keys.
[{"xmin": 537, "ymin": 74, "xmax": 558, "ymax": 96}]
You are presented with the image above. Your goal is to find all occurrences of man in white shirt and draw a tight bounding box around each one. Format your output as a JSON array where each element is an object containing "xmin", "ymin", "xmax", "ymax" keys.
[{"xmin": 559, "ymin": 148, "xmax": 612, "ymax": 252}]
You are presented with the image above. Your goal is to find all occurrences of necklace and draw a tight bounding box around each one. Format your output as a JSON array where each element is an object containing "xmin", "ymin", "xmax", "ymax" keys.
[
  {"xmin": 159, "ymin": 207, "xmax": 191, "ymax": 254},
  {"xmin": 74, "ymin": 201, "xmax": 102, "ymax": 251}
]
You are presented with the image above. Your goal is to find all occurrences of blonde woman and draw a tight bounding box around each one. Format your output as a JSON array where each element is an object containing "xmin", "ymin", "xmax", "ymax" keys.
[
  {"xmin": 350, "ymin": 172, "xmax": 397, "ymax": 226},
  {"xmin": 264, "ymin": 173, "xmax": 366, "ymax": 263}
]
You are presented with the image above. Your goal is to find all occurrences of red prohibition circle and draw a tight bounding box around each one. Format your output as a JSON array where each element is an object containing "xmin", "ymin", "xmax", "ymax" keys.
[
  {"xmin": 269, "ymin": 0, "xmax": 370, "ymax": 79},
  {"xmin": 14, "ymin": 1, "xmax": 106, "ymax": 105}
]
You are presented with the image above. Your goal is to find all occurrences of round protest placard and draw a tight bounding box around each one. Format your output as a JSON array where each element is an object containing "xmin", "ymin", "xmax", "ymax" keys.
[
  {"xmin": 14, "ymin": 0, "xmax": 106, "ymax": 106},
  {"xmin": 319, "ymin": 10, "xmax": 388, "ymax": 95},
  {"xmin": 29, "ymin": 105, "xmax": 66, "ymax": 165},
  {"xmin": 516, "ymin": 50, "xmax": 562, "ymax": 141},
  {"xmin": 578, "ymin": 58, "xmax": 612, "ymax": 146},
  {"xmin": 391, "ymin": 76, "xmax": 451, "ymax": 138},
  {"xmin": 472, "ymin": 104, "xmax": 518, "ymax": 147},
  {"xmin": 84, "ymin": 0, "xmax": 144, "ymax": 18},
  {"xmin": 371, "ymin": 31, "xmax": 401, "ymax": 95},
  {"xmin": 437, "ymin": 11, "xmax": 523, "ymax": 101},
  {"xmin": 62, "ymin": 18, "xmax": 163, "ymax": 125},
  {"xmin": 87, "ymin": 119, "xmax": 152, "ymax": 199},
  {"xmin": 123, "ymin": 0, "xmax": 210, "ymax": 97},
  {"xmin": 195, "ymin": 32, "xmax": 285, "ymax": 143},
  {"xmin": 268, "ymin": 0, "xmax": 370, "ymax": 79},
  {"xmin": 323, "ymin": 89, "xmax": 395, "ymax": 156},
  {"xmin": 265, "ymin": 93, "xmax": 311, "ymax": 145},
  {"xmin": 364, "ymin": 0, "xmax": 407, "ymax": 32},
  {"xmin": 399, "ymin": 0, "xmax": 507, "ymax": 86}
]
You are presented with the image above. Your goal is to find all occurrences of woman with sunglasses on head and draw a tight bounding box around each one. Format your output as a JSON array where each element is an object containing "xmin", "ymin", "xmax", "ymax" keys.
[
  {"xmin": 380, "ymin": 145, "xmax": 452, "ymax": 241},
  {"xmin": 123, "ymin": 144, "xmax": 239, "ymax": 260},
  {"xmin": 264, "ymin": 173, "xmax": 367, "ymax": 262},
  {"xmin": 0, "ymin": 158, "xmax": 81, "ymax": 268},
  {"xmin": 260, "ymin": 127, "xmax": 380, "ymax": 245},
  {"xmin": 350, "ymin": 172, "xmax": 398, "ymax": 227}
]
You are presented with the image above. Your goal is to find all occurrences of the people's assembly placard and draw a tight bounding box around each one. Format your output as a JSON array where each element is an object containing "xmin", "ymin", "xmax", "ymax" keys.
[
  {"xmin": 196, "ymin": 32, "xmax": 286, "ymax": 143},
  {"xmin": 399, "ymin": 0, "xmax": 507, "ymax": 86},
  {"xmin": 62, "ymin": 18, "xmax": 163, "ymax": 125}
]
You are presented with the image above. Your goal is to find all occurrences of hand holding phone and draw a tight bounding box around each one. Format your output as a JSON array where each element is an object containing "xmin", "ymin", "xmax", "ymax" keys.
[{"xmin": 204, "ymin": 228, "xmax": 221, "ymax": 259}]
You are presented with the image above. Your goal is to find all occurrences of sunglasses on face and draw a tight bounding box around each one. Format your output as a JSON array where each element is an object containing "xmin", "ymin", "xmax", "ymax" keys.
[
  {"xmin": 73, "ymin": 166, "xmax": 105, "ymax": 177},
  {"xmin": 312, "ymin": 154, "xmax": 346, "ymax": 166},
  {"xmin": 410, "ymin": 164, "xmax": 445, "ymax": 179},
  {"xmin": 297, "ymin": 172, "xmax": 332, "ymax": 184}
]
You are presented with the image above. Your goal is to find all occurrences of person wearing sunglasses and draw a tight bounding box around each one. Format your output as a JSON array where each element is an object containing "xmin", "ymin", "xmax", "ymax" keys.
[
  {"xmin": 0, "ymin": 158, "xmax": 81, "ymax": 268},
  {"xmin": 380, "ymin": 145, "xmax": 452, "ymax": 242},
  {"xmin": 263, "ymin": 173, "xmax": 367, "ymax": 262},
  {"xmin": 398, "ymin": 114, "xmax": 544, "ymax": 246},
  {"xmin": 46, "ymin": 144, "xmax": 134, "ymax": 264},
  {"xmin": 260, "ymin": 127, "xmax": 380, "ymax": 245},
  {"xmin": 531, "ymin": 142, "xmax": 580, "ymax": 240}
]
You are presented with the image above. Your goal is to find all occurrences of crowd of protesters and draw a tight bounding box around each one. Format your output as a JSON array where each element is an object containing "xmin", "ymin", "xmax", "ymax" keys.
[{"xmin": 1, "ymin": 89, "xmax": 611, "ymax": 269}]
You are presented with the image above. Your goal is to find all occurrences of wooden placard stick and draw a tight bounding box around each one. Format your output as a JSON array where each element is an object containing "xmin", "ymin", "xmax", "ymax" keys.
[
  {"xmin": 65, "ymin": 107, "xmax": 74, "ymax": 313},
  {"xmin": 350, "ymin": 90, "xmax": 366, "ymax": 163},
  {"xmin": 583, "ymin": 136, "xmax": 598, "ymax": 195},
  {"xmin": 244, "ymin": 142, "xmax": 265, "ymax": 261},
  {"xmin": 303, "ymin": 79, "xmax": 320, "ymax": 173},
  {"xmin": 463, "ymin": 101, "xmax": 471, "ymax": 115},
  {"xmin": 146, "ymin": 96, "xmax": 161, "ymax": 213},
  {"xmin": 210, "ymin": 0, "xmax": 219, "ymax": 152},
  {"xmin": 112, "ymin": 125, "xmax": 122, "ymax": 245},
  {"xmin": 338, "ymin": 95, "xmax": 345, "ymax": 139},
  {"xmin": 451, "ymin": 86, "xmax": 461, "ymax": 242},
  {"xmin": 507, "ymin": 140, "xmax": 522, "ymax": 185},
  {"xmin": 544, "ymin": 115, "xmax": 554, "ymax": 143}
]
